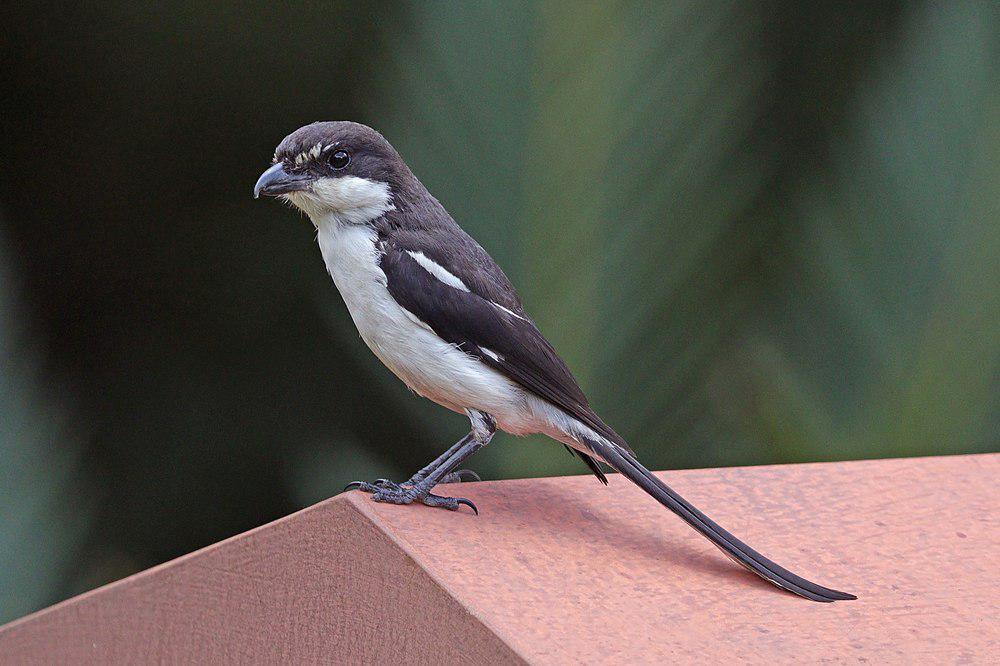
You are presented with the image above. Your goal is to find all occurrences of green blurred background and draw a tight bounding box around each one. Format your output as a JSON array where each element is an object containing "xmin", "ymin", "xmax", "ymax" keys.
[{"xmin": 1, "ymin": 1, "xmax": 997, "ymax": 623}]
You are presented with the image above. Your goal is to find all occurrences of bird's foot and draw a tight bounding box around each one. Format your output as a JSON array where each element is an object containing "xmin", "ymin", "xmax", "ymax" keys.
[
  {"xmin": 345, "ymin": 467, "xmax": 479, "ymax": 493},
  {"xmin": 344, "ymin": 479, "xmax": 403, "ymax": 493},
  {"xmin": 343, "ymin": 480, "xmax": 478, "ymax": 514},
  {"xmin": 365, "ymin": 468, "xmax": 482, "ymax": 489}
]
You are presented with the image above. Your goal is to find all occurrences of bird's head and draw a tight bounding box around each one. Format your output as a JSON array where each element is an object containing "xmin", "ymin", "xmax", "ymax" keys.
[{"xmin": 254, "ymin": 121, "xmax": 410, "ymax": 224}]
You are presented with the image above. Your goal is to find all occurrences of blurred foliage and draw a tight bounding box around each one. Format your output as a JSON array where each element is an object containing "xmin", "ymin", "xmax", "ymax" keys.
[
  {"xmin": 0, "ymin": 226, "xmax": 93, "ymax": 623},
  {"xmin": 0, "ymin": 1, "xmax": 996, "ymax": 623}
]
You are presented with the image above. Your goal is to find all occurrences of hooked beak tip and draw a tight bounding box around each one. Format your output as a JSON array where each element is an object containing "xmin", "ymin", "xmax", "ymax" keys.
[{"xmin": 254, "ymin": 162, "xmax": 312, "ymax": 200}]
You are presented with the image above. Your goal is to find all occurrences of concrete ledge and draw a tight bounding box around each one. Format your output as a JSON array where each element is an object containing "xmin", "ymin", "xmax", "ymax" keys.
[{"xmin": 1, "ymin": 454, "xmax": 997, "ymax": 663}]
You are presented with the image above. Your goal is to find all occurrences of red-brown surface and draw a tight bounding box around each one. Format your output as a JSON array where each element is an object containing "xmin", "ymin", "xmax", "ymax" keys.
[{"xmin": 1, "ymin": 454, "xmax": 997, "ymax": 664}]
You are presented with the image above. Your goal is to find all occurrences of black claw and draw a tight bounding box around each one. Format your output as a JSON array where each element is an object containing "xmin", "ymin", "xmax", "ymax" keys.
[
  {"xmin": 438, "ymin": 469, "xmax": 482, "ymax": 484},
  {"xmin": 344, "ymin": 481, "xmax": 364, "ymax": 491},
  {"xmin": 456, "ymin": 498, "xmax": 479, "ymax": 515}
]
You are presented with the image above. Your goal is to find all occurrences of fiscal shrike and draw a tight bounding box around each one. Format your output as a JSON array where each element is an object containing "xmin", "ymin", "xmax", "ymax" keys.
[{"xmin": 254, "ymin": 121, "xmax": 855, "ymax": 602}]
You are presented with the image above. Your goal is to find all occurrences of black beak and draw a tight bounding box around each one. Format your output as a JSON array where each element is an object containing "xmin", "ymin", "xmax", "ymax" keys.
[{"xmin": 253, "ymin": 163, "xmax": 314, "ymax": 199}]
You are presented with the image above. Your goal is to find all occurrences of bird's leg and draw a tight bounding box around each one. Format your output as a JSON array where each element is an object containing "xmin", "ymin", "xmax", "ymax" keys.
[
  {"xmin": 361, "ymin": 433, "xmax": 477, "ymax": 493},
  {"xmin": 369, "ymin": 411, "xmax": 490, "ymax": 489},
  {"xmin": 404, "ymin": 432, "xmax": 481, "ymax": 486},
  {"xmin": 345, "ymin": 410, "xmax": 495, "ymax": 513}
]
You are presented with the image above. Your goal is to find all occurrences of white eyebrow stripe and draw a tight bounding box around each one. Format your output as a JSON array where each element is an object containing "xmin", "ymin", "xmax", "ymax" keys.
[
  {"xmin": 491, "ymin": 302, "xmax": 527, "ymax": 321},
  {"xmin": 406, "ymin": 251, "xmax": 471, "ymax": 293},
  {"xmin": 294, "ymin": 142, "xmax": 325, "ymax": 165},
  {"xmin": 479, "ymin": 347, "xmax": 504, "ymax": 362}
]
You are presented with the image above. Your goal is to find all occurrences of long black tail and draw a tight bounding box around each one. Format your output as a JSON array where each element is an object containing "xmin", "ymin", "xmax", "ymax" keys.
[{"xmin": 582, "ymin": 436, "xmax": 856, "ymax": 602}]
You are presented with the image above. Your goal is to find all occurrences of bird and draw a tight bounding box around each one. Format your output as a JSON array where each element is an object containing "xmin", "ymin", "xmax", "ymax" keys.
[{"xmin": 254, "ymin": 121, "xmax": 855, "ymax": 602}]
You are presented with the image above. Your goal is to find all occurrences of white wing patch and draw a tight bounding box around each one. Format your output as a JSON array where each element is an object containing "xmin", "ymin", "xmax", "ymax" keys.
[
  {"xmin": 491, "ymin": 302, "xmax": 527, "ymax": 321},
  {"xmin": 479, "ymin": 347, "xmax": 504, "ymax": 362},
  {"xmin": 406, "ymin": 251, "xmax": 471, "ymax": 292},
  {"xmin": 403, "ymin": 251, "xmax": 526, "ymax": 322}
]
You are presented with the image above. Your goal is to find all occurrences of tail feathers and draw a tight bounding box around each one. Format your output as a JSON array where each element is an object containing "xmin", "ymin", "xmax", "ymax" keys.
[
  {"xmin": 564, "ymin": 444, "xmax": 609, "ymax": 485},
  {"xmin": 582, "ymin": 436, "xmax": 856, "ymax": 602}
]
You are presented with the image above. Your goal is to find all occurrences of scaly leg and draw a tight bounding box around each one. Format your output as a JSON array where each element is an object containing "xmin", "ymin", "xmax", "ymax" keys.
[{"xmin": 345, "ymin": 410, "xmax": 496, "ymax": 513}]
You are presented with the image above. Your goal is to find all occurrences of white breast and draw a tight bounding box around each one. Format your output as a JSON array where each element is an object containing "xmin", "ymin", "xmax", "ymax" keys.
[{"xmin": 315, "ymin": 220, "xmax": 530, "ymax": 423}]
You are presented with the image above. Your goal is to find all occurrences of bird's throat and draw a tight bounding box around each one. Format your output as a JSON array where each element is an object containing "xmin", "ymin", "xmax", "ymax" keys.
[{"xmin": 290, "ymin": 176, "xmax": 395, "ymax": 227}]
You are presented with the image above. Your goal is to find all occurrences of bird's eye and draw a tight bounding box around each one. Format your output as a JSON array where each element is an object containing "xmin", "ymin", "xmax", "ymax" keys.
[{"xmin": 330, "ymin": 150, "xmax": 350, "ymax": 170}]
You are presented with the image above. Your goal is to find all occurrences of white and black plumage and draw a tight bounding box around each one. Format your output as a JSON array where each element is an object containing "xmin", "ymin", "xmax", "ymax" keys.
[{"xmin": 254, "ymin": 121, "xmax": 855, "ymax": 602}]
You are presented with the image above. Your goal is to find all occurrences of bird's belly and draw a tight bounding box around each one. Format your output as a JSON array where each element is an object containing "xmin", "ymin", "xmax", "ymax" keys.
[
  {"xmin": 359, "ymin": 316, "xmax": 588, "ymax": 443},
  {"xmin": 317, "ymin": 221, "xmax": 528, "ymax": 421},
  {"xmin": 355, "ymin": 294, "xmax": 515, "ymax": 411}
]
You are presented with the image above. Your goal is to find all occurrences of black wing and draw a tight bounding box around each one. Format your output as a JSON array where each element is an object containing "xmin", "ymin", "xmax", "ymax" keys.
[
  {"xmin": 386, "ymin": 227, "xmax": 525, "ymax": 313},
  {"xmin": 379, "ymin": 241, "xmax": 632, "ymax": 470}
]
